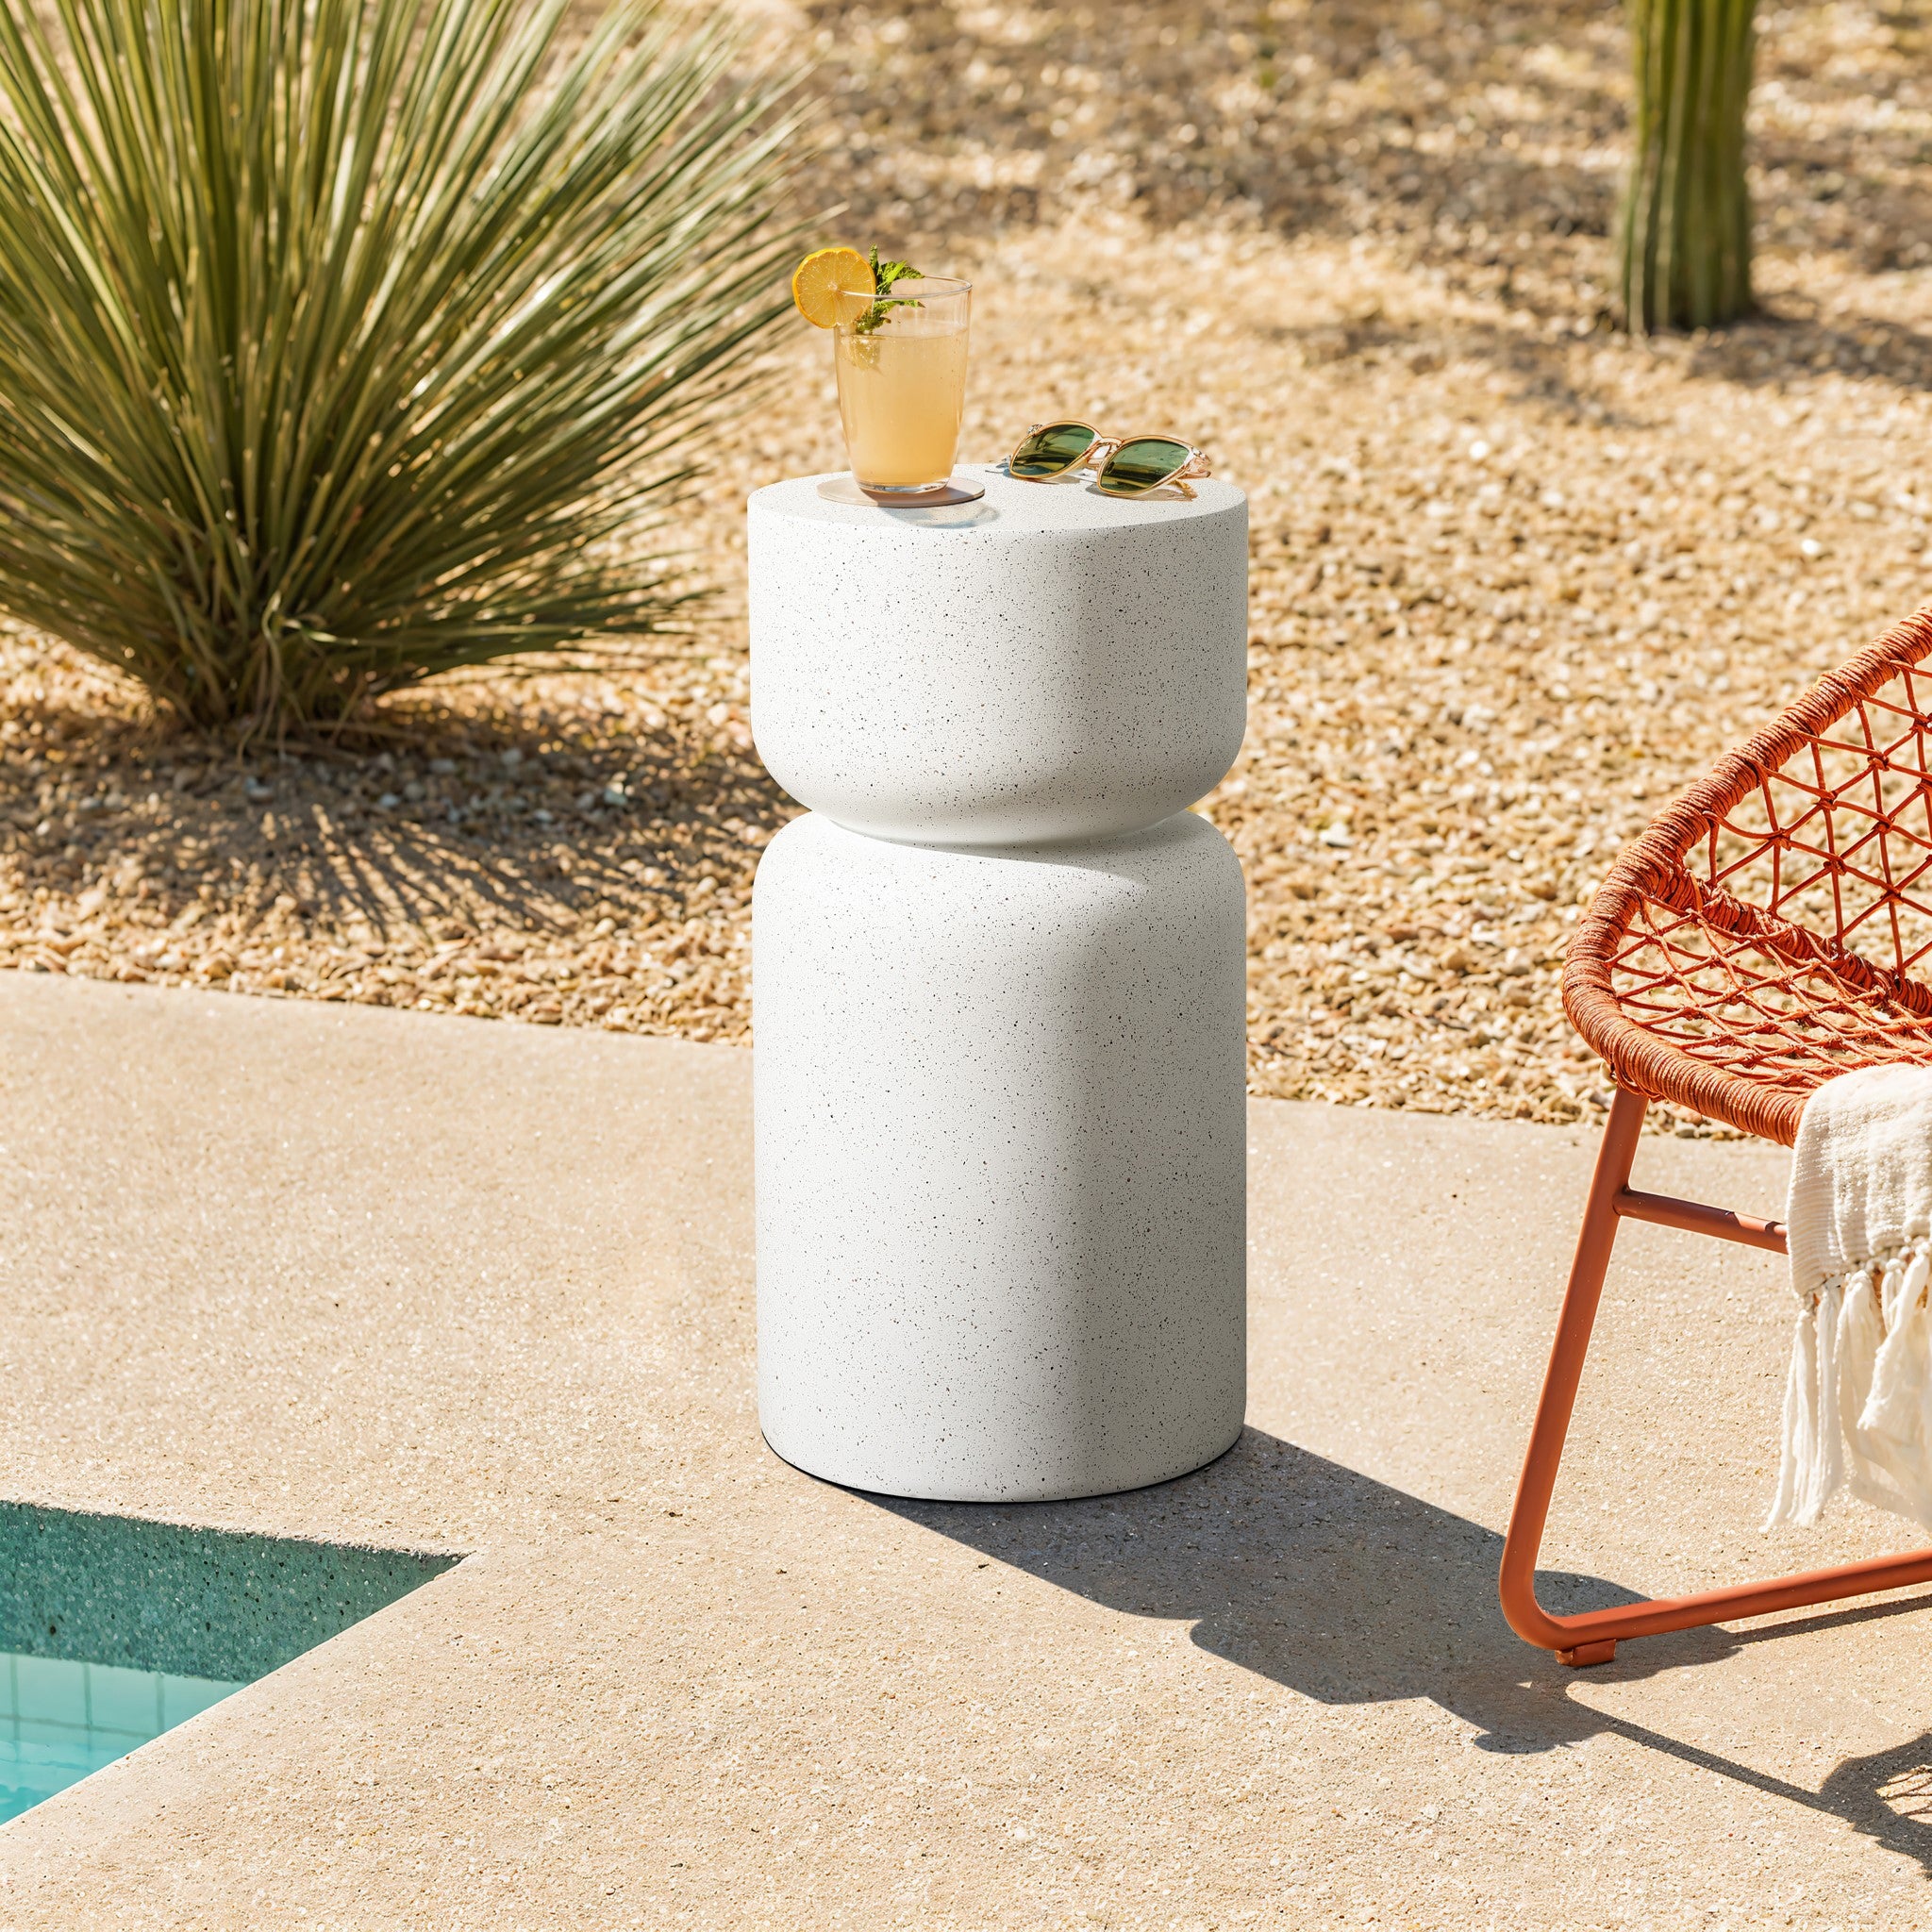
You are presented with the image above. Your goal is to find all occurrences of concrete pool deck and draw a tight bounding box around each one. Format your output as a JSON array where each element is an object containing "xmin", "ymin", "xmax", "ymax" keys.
[{"xmin": 3, "ymin": 972, "xmax": 1931, "ymax": 1926}]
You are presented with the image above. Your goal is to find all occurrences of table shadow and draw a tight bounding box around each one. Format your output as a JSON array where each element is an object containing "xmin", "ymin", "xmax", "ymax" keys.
[
  {"xmin": 869, "ymin": 1427, "xmax": 1932, "ymax": 1869},
  {"xmin": 874, "ymin": 1427, "xmax": 1697, "ymax": 1756}
]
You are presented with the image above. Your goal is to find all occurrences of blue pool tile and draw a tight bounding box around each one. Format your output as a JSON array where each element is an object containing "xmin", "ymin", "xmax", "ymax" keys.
[{"xmin": 0, "ymin": 1655, "xmax": 245, "ymax": 1826}]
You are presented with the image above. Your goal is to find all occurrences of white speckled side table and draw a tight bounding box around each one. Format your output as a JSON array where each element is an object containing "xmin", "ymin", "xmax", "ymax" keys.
[{"xmin": 749, "ymin": 462, "xmax": 1248, "ymax": 1502}]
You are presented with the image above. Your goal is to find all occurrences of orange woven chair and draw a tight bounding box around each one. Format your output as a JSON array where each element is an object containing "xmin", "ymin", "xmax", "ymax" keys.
[{"xmin": 1501, "ymin": 602, "xmax": 1932, "ymax": 1667}]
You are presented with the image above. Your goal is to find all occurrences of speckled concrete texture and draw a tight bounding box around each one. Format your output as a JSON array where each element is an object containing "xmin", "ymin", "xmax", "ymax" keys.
[
  {"xmin": 753, "ymin": 810, "xmax": 1245, "ymax": 1501},
  {"xmin": 747, "ymin": 465, "xmax": 1248, "ymax": 846},
  {"xmin": 7, "ymin": 973, "xmax": 1932, "ymax": 1926}
]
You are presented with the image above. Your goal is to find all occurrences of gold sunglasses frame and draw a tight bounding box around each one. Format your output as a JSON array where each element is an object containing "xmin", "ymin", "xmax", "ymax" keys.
[{"xmin": 1006, "ymin": 421, "xmax": 1214, "ymax": 499}]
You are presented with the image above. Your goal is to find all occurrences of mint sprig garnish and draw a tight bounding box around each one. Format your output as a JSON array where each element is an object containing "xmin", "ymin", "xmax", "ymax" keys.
[{"xmin": 852, "ymin": 247, "xmax": 922, "ymax": 335}]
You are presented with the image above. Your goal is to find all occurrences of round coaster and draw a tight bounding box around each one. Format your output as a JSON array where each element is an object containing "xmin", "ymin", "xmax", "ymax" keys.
[{"xmin": 816, "ymin": 474, "xmax": 987, "ymax": 508}]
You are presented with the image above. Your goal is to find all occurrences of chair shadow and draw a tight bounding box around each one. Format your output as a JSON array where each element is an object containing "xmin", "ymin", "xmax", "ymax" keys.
[
  {"xmin": 1824, "ymin": 1733, "xmax": 1932, "ymax": 1870},
  {"xmin": 871, "ymin": 1427, "xmax": 1932, "ymax": 1872},
  {"xmin": 1581, "ymin": 1707, "xmax": 1932, "ymax": 1876}
]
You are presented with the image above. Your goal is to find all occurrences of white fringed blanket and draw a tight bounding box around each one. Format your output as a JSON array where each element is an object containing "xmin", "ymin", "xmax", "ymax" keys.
[{"xmin": 1768, "ymin": 1062, "xmax": 1932, "ymax": 1530}]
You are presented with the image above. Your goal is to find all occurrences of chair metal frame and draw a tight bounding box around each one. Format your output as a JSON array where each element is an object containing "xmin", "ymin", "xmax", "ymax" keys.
[{"xmin": 1501, "ymin": 605, "xmax": 1932, "ymax": 1667}]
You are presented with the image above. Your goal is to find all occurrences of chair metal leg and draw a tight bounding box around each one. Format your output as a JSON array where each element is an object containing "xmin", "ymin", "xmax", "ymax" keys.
[{"xmin": 1499, "ymin": 1084, "xmax": 1932, "ymax": 1666}]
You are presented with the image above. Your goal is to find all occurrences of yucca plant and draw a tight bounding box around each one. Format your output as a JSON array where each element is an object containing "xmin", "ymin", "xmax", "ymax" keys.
[
  {"xmin": 0, "ymin": 0, "xmax": 798, "ymax": 732},
  {"xmin": 1620, "ymin": 0, "xmax": 1759, "ymax": 333}
]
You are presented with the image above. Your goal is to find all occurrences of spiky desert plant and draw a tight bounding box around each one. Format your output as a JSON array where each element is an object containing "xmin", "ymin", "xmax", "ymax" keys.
[
  {"xmin": 1620, "ymin": 0, "xmax": 1759, "ymax": 333},
  {"xmin": 0, "ymin": 0, "xmax": 798, "ymax": 732}
]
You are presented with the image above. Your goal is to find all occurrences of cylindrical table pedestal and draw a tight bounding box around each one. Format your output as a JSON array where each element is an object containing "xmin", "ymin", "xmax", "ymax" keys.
[
  {"xmin": 754, "ymin": 809, "xmax": 1246, "ymax": 1501},
  {"xmin": 749, "ymin": 464, "xmax": 1249, "ymax": 1502}
]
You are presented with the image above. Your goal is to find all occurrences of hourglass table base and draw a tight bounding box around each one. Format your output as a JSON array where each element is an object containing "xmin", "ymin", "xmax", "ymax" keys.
[{"xmin": 748, "ymin": 464, "xmax": 1251, "ymax": 1503}]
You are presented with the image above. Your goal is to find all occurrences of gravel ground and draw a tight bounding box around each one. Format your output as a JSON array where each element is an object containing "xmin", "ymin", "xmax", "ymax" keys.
[{"xmin": 5, "ymin": 0, "xmax": 1932, "ymax": 1129}]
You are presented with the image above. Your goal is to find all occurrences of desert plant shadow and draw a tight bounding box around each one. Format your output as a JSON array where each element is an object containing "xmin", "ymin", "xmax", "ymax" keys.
[
  {"xmin": 797, "ymin": 0, "xmax": 1625, "ymax": 259},
  {"xmin": 803, "ymin": 0, "xmax": 1932, "ymax": 303},
  {"xmin": 1683, "ymin": 307, "xmax": 1932, "ymax": 394},
  {"xmin": 0, "ymin": 679, "xmax": 792, "ymax": 947},
  {"xmin": 1270, "ymin": 302, "xmax": 1932, "ymax": 419},
  {"xmin": 248, "ymin": 710, "xmax": 787, "ymax": 943}
]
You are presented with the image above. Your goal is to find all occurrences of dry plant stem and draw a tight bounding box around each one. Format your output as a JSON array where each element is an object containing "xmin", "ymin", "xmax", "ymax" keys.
[{"xmin": 1621, "ymin": 0, "xmax": 1758, "ymax": 332}]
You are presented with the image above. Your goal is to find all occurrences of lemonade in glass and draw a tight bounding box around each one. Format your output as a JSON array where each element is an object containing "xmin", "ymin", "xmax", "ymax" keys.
[
  {"xmin": 790, "ymin": 248, "xmax": 973, "ymax": 498},
  {"xmin": 829, "ymin": 275, "xmax": 970, "ymax": 496}
]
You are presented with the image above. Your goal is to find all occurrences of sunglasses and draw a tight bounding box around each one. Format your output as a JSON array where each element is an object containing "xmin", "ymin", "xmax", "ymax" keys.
[{"xmin": 1007, "ymin": 422, "xmax": 1213, "ymax": 497}]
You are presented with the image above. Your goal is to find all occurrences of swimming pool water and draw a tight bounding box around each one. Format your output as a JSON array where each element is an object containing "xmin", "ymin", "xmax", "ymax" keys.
[
  {"xmin": 0, "ymin": 1651, "xmax": 248, "ymax": 1824},
  {"xmin": 0, "ymin": 1501, "xmax": 458, "ymax": 1828}
]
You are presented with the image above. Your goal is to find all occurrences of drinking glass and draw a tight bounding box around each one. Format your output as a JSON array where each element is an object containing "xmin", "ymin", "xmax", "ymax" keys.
[{"xmin": 831, "ymin": 275, "xmax": 971, "ymax": 496}]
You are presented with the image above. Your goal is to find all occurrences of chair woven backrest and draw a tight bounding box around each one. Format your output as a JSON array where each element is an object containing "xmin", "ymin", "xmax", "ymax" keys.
[{"xmin": 1564, "ymin": 603, "xmax": 1932, "ymax": 1145}]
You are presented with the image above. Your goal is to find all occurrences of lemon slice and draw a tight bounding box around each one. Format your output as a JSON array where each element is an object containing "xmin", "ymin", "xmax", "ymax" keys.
[{"xmin": 791, "ymin": 246, "xmax": 872, "ymax": 328}]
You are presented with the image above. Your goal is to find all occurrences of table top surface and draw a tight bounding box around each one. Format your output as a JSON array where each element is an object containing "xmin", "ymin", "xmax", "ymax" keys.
[{"xmin": 748, "ymin": 462, "xmax": 1245, "ymax": 536}]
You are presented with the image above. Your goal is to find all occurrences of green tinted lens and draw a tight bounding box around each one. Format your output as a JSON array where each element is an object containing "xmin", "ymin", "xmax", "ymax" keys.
[
  {"xmin": 1010, "ymin": 422, "xmax": 1097, "ymax": 477},
  {"xmin": 1098, "ymin": 437, "xmax": 1191, "ymax": 492}
]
